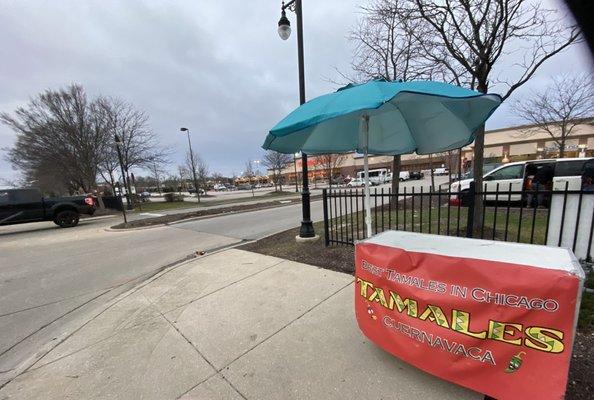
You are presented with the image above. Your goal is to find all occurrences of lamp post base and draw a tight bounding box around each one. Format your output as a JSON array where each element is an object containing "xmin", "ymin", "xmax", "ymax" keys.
[
  {"xmin": 298, "ymin": 220, "xmax": 316, "ymax": 238},
  {"xmin": 295, "ymin": 233, "xmax": 319, "ymax": 243}
]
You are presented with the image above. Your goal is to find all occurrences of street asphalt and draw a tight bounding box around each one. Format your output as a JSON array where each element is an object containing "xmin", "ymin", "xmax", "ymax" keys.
[
  {"xmin": 0, "ymin": 249, "xmax": 480, "ymax": 400},
  {"xmin": 0, "ymin": 176, "xmax": 447, "ymax": 389},
  {"xmin": 0, "ymin": 200, "xmax": 325, "ymax": 386}
]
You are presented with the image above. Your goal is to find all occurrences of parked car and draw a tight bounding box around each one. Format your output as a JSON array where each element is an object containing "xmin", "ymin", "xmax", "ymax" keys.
[
  {"xmin": 450, "ymin": 157, "xmax": 593, "ymax": 205},
  {"xmin": 347, "ymin": 178, "xmax": 365, "ymax": 187},
  {"xmin": 409, "ymin": 171, "xmax": 424, "ymax": 180},
  {"xmin": 399, "ymin": 171, "xmax": 410, "ymax": 182},
  {"xmin": 188, "ymin": 188, "xmax": 206, "ymax": 195},
  {"xmin": 434, "ymin": 167, "xmax": 448, "ymax": 175},
  {"xmin": 357, "ymin": 168, "xmax": 389, "ymax": 185},
  {"xmin": 140, "ymin": 191, "xmax": 151, "ymax": 202},
  {"xmin": 331, "ymin": 176, "xmax": 348, "ymax": 186},
  {"xmin": 0, "ymin": 188, "xmax": 96, "ymax": 228},
  {"xmin": 237, "ymin": 184, "xmax": 253, "ymax": 190},
  {"xmin": 213, "ymin": 184, "xmax": 227, "ymax": 191}
]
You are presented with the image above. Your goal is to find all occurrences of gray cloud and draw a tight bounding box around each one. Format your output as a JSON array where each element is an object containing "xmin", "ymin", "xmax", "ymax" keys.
[{"xmin": 0, "ymin": 0, "xmax": 591, "ymax": 181}]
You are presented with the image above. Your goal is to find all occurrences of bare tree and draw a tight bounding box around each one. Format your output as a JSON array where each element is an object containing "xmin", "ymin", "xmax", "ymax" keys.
[
  {"xmin": 97, "ymin": 97, "xmax": 167, "ymax": 173},
  {"xmin": 262, "ymin": 151, "xmax": 292, "ymax": 192},
  {"xmin": 345, "ymin": 0, "xmax": 466, "ymax": 196},
  {"xmin": 196, "ymin": 156, "xmax": 209, "ymax": 192},
  {"xmin": 177, "ymin": 165, "xmax": 189, "ymax": 194},
  {"xmin": 147, "ymin": 161, "xmax": 166, "ymax": 194},
  {"xmin": 98, "ymin": 145, "xmax": 119, "ymax": 191},
  {"xmin": 399, "ymin": 0, "xmax": 582, "ymax": 235},
  {"xmin": 1, "ymin": 84, "xmax": 110, "ymax": 193},
  {"xmin": 244, "ymin": 160, "xmax": 256, "ymax": 196},
  {"xmin": 318, "ymin": 153, "xmax": 347, "ymax": 187},
  {"xmin": 0, "ymin": 177, "xmax": 21, "ymax": 188},
  {"xmin": 96, "ymin": 97, "xmax": 168, "ymax": 204},
  {"xmin": 513, "ymin": 74, "xmax": 594, "ymax": 158},
  {"xmin": 185, "ymin": 151, "xmax": 206, "ymax": 200}
]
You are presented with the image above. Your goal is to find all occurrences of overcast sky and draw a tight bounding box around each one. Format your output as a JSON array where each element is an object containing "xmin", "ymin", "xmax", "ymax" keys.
[{"xmin": 0, "ymin": 0, "xmax": 592, "ymax": 181}]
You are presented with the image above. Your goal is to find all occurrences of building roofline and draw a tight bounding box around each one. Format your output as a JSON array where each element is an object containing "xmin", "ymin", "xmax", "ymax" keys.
[{"xmin": 486, "ymin": 117, "xmax": 594, "ymax": 134}]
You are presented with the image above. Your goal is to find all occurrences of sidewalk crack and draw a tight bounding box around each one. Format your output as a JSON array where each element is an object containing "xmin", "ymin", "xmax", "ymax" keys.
[
  {"xmin": 220, "ymin": 279, "xmax": 353, "ymax": 370},
  {"xmin": 155, "ymin": 259, "xmax": 286, "ymax": 317},
  {"xmin": 159, "ymin": 311, "xmax": 248, "ymax": 400}
]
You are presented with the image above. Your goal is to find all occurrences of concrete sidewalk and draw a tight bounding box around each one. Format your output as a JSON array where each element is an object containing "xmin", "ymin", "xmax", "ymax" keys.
[{"xmin": 0, "ymin": 249, "xmax": 480, "ymax": 400}]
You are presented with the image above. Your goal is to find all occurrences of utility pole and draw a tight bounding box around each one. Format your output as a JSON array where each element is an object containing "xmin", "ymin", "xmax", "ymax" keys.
[{"xmin": 180, "ymin": 127, "xmax": 201, "ymax": 203}]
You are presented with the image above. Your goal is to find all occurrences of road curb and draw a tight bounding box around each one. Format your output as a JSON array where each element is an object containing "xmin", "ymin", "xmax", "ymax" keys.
[{"xmin": 105, "ymin": 198, "xmax": 323, "ymax": 232}]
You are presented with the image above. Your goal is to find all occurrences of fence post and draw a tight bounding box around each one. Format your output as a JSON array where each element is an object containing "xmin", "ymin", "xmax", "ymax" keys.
[
  {"xmin": 465, "ymin": 181, "xmax": 476, "ymax": 238},
  {"xmin": 322, "ymin": 188, "xmax": 330, "ymax": 246}
]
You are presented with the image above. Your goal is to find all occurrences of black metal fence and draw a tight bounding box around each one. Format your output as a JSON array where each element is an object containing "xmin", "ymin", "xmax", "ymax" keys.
[{"xmin": 322, "ymin": 182, "xmax": 594, "ymax": 260}]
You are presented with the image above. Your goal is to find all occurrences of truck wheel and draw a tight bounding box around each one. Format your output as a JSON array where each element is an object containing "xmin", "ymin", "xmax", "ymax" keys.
[{"xmin": 53, "ymin": 210, "xmax": 79, "ymax": 228}]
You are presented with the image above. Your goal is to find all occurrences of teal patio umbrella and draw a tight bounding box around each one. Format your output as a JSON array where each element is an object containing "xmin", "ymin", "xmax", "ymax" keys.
[{"xmin": 263, "ymin": 80, "xmax": 502, "ymax": 238}]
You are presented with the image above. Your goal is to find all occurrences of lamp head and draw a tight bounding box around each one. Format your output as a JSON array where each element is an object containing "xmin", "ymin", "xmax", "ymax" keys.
[
  {"xmin": 278, "ymin": 8, "xmax": 291, "ymax": 40},
  {"xmin": 180, "ymin": 127, "xmax": 189, "ymax": 132}
]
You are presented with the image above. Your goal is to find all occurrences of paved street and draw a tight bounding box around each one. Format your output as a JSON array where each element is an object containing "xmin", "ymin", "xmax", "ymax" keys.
[
  {"xmin": 0, "ymin": 175, "xmax": 446, "ymax": 388},
  {"xmin": 0, "ymin": 249, "xmax": 480, "ymax": 400},
  {"xmin": 0, "ymin": 200, "xmax": 326, "ymax": 385}
]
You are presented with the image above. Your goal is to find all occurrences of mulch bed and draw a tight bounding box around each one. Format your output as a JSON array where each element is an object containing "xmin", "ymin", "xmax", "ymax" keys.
[
  {"xmin": 566, "ymin": 330, "xmax": 594, "ymax": 400},
  {"xmin": 240, "ymin": 224, "xmax": 355, "ymax": 274},
  {"xmin": 240, "ymin": 225, "xmax": 594, "ymax": 400}
]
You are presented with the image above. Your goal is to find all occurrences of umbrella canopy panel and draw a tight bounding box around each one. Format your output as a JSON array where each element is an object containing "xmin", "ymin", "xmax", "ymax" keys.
[{"xmin": 263, "ymin": 80, "xmax": 501, "ymax": 156}]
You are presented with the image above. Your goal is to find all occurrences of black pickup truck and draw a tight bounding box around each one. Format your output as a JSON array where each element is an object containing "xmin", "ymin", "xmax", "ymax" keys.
[{"xmin": 0, "ymin": 188, "xmax": 96, "ymax": 228}]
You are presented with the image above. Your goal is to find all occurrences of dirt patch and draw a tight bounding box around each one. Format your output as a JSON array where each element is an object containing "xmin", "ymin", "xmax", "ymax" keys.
[
  {"xmin": 239, "ymin": 223, "xmax": 355, "ymax": 274},
  {"xmin": 566, "ymin": 328, "xmax": 594, "ymax": 400},
  {"xmin": 111, "ymin": 196, "xmax": 320, "ymax": 229},
  {"xmin": 240, "ymin": 224, "xmax": 593, "ymax": 399}
]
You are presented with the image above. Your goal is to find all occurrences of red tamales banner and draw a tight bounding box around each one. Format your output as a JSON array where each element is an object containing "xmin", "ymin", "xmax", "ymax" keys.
[{"xmin": 355, "ymin": 239, "xmax": 582, "ymax": 400}]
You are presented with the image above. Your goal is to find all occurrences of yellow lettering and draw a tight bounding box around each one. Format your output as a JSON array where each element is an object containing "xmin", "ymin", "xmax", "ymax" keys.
[
  {"xmin": 487, "ymin": 320, "xmax": 522, "ymax": 346},
  {"xmin": 524, "ymin": 327, "xmax": 564, "ymax": 353},
  {"xmin": 419, "ymin": 305, "xmax": 449, "ymax": 328},
  {"xmin": 388, "ymin": 291, "xmax": 418, "ymax": 317},
  {"xmin": 356, "ymin": 278, "xmax": 373, "ymax": 298},
  {"xmin": 451, "ymin": 310, "xmax": 487, "ymax": 339},
  {"xmin": 368, "ymin": 287, "xmax": 388, "ymax": 308}
]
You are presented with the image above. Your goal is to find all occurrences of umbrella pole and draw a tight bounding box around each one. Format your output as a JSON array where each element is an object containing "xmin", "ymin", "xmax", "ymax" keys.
[{"xmin": 362, "ymin": 115, "xmax": 372, "ymax": 238}]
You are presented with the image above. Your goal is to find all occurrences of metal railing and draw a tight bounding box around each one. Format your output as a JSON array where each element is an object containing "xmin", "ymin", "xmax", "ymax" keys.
[{"xmin": 322, "ymin": 182, "xmax": 594, "ymax": 261}]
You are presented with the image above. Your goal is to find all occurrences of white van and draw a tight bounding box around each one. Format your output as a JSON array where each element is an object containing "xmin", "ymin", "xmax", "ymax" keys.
[
  {"xmin": 386, "ymin": 171, "xmax": 410, "ymax": 182},
  {"xmin": 357, "ymin": 168, "xmax": 389, "ymax": 185},
  {"xmin": 450, "ymin": 158, "xmax": 593, "ymax": 202}
]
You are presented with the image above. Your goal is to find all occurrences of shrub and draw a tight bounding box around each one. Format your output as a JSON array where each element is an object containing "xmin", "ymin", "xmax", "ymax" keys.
[{"xmin": 164, "ymin": 193, "xmax": 184, "ymax": 202}]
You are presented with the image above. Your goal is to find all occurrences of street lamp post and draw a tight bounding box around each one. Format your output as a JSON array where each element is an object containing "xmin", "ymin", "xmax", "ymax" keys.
[
  {"xmin": 278, "ymin": 0, "xmax": 315, "ymax": 238},
  {"xmin": 293, "ymin": 152, "xmax": 300, "ymax": 192},
  {"xmin": 180, "ymin": 127, "xmax": 201, "ymax": 203},
  {"xmin": 114, "ymin": 134, "xmax": 134, "ymax": 210},
  {"xmin": 114, "ymin": 134, "xmax": 129, "ymax": 222}
]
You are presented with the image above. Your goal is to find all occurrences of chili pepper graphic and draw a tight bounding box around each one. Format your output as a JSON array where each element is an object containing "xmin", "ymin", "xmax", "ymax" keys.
[
  {"xmin": 505, "ymin": 351, "xmax": 526, "ymax": 373},
  {"xmin": 366, "ymin": 303, "xmax": 377, "ymax": 320}
]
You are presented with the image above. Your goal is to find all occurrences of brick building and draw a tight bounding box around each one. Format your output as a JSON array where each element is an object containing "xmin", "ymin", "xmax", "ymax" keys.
[{"xmin": 270, "ymin": 118, "xmax": 594, "ymax": 185}]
